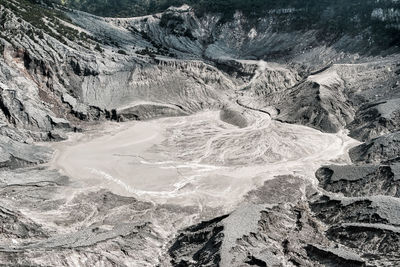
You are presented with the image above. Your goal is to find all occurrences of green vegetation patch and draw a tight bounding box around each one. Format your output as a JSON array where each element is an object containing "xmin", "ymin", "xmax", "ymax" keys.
[
  {"xmin": 48, "ymin": 0, "xmax": 400, "ymax": 48},
  {"xmin": 0, "ymin": 0, "xmax": 101, "ymax": 48}
]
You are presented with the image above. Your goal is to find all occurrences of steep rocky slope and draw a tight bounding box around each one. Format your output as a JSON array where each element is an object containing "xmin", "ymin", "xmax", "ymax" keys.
[{"xmin": 0, "ymin": 0, "xmax": 400, "ymax": 266}]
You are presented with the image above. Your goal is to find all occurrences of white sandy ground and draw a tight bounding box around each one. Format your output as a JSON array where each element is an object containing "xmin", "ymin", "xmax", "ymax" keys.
[{"xmin": 47, "ymin": 110, "xmax": 360, "ymax": 212}]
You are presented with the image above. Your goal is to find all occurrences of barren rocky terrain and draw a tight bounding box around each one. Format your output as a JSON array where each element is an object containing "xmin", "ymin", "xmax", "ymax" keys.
[{"xmin": 0, "ymin": 0, "xmax": 400, "ymax": 266}]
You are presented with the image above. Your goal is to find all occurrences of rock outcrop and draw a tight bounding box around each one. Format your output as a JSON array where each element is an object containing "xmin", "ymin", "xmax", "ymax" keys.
[{"xmin": 350, "ymin": 132, "xmax": 400, "ymax": 164}]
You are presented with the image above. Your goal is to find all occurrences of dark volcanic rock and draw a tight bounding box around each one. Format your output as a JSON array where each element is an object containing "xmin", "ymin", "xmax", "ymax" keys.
[
  {"xmin": 327, "ymin": 223, "xmax": 400, "ymax": 256},
  {"xmin": 349, "ymin": 131, "xmax": 400, "ymax": 164},
  {"xmin": 310, "ymin": 195, "xmax": 400, "ymax": 226},
  {"xmin": 245, "ymin": 175, "xmax": 308, "ymax": 205},
  {"xmin": 316, "ymin": 164, "xmax": 400, "ymax": 197},
  {"xmin": 348, "ymin": 99, "xmax": 400, "ymax": 142},
  {"xmin": 272, "ymin": 75, "xmax": 354, "ymax": 133},
  {"xmin": 169, "ymin": 202, "xmax": 364, "ymax": 266},
  {"xmin": 169, "ymin": 214, "xmax": 228, "ymax": 266},
  {"xmin": 220, "ymin": 108, "xmax": 248, "ymax": 128},
  {"xmin": 306, "ymin": 245, "xmax": 366, "ymax": 267}
]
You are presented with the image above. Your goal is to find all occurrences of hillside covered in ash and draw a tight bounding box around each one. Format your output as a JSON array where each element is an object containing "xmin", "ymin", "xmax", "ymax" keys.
[{"xmin": 0, "ymin": 0, "xmax": 400, "ymax": 266}]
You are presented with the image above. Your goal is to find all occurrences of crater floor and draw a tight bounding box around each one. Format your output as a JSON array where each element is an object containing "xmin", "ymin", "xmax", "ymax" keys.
[{"xmin": 48, "ymin": 111, "xmax": 359, "ymax": 212}]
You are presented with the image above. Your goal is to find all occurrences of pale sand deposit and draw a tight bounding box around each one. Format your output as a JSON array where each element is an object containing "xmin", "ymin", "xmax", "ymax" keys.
[{"xmin": 49, "ymin": 111, "xmax": 360, "ymax": 211}]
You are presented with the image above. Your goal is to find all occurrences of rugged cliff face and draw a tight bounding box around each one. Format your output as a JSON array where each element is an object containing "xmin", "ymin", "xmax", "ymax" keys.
[{"xmin": 0, "ymin": 0, "xmax": 400, "ymax": 266}]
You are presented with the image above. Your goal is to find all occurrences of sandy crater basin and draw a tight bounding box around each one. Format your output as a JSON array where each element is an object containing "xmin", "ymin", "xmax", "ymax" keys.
[{"xmin": 49, "ymin": 111, "xmax": 359, "ymax": 211}]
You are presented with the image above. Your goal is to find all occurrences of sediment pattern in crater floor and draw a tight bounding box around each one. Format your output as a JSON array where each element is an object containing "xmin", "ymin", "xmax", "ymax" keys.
[{"xmin": 49, "ymin": 110, "xmax": 359, "ymax": 212}]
